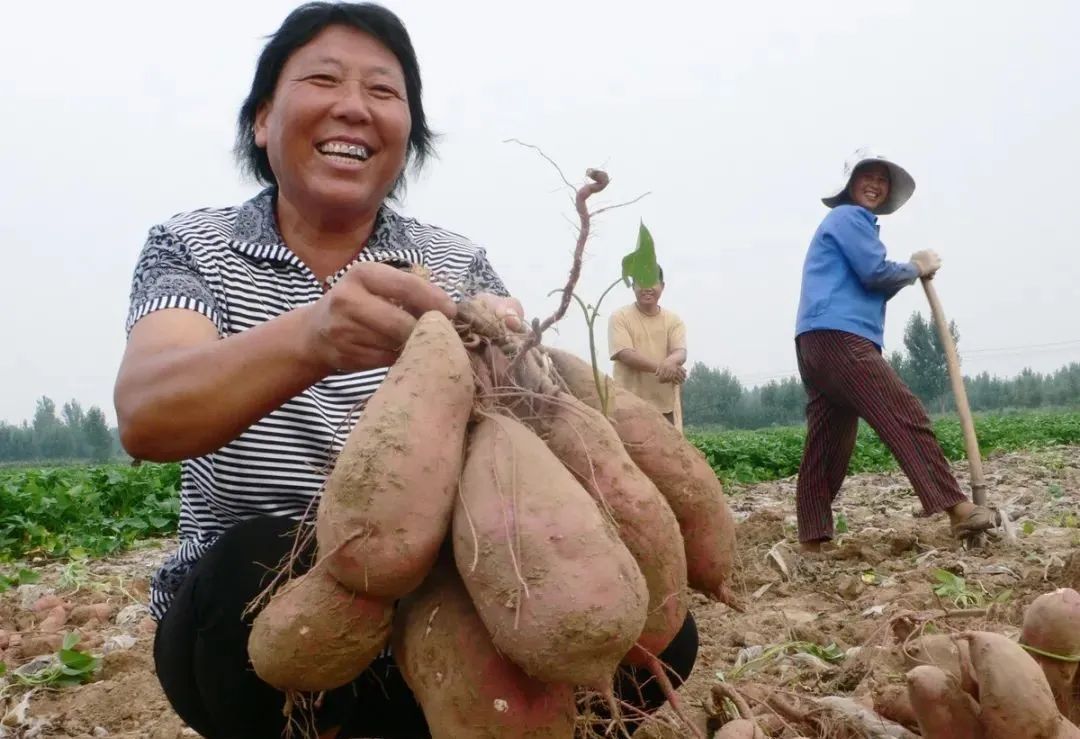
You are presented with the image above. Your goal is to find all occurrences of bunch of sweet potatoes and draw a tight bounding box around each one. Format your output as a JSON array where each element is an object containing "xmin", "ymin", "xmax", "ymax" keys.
[
  {"xmin": 243, "ymin": 304, "xmax": 740, "ymax": 737},
  {"xmin": 866, "ymin": 588, "xmax": 1080, "ymax": 739}
]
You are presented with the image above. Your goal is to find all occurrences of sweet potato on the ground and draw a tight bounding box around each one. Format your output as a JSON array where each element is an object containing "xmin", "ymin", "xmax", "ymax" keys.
[
  {"xmin": 544, "ymin": 348, "xmax": 738, "ymax": 606},
  {"xmin": 714, "ymin": 719, "xmax": 766, "ymax": 738},
  {"xmin": 905, "ymin": 665, "xmax": 982, "ymax": 739},
  {"xmin": 872, "ymin": 682, "xmax": 918, "ymax": 731},
  {"xmin": 963, "ymin": 630, "xmax": 1061, "ymax": 739},
  {"xmin": 453, "ymin": 414, "xmax": 648, "ymax": 689},
  {"xmin": 247, "ymin": 566, "xmax": 392, "ymax": 692},
  {"xmin": 902, "ymin": 633, "xmax": 978, "ymax": 698},
  {"xmin": 393, "ymin": 559, "xmax": 576, "ymax": 739},
  {"xmin": 1022, "ymin": 588, "xmax": 1080, "ymax": 723},
  {"xmin": 316, "ymin": 310, "xmax": 474, "ymax": 599},
  {"xmin": 521, "ymin": 391, "xmax": 688, "ymax": 661}
]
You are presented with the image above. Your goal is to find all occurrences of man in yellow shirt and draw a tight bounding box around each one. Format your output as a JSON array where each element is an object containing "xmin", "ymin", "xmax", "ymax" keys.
[{"xmin": 608, "ymin": 266, "xmax": 688, "ymax": 423}]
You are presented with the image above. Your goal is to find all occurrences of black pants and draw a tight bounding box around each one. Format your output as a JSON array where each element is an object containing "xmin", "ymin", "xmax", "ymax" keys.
[{"xmin": 154, "ymin": 516, "xmax": 699, "ymax": 738}]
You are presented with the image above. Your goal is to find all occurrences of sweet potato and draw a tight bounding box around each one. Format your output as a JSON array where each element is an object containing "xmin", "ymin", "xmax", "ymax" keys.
[
  {"xmin": 872, "ymin": 683, "xmax": 918, "ymax": 731},
  {"xmin": 1057, "ymin": 718, "xmax": 1080, "ymax": 738},
  {"xmin": 963, "ymin": 630, "xmax": 1061, "ymax": 739},
  {"xmin": 544, "ymin": 347, "xmax": 738, "ymax": 606},
  {"xmin": 1022, "ymin": 588, "xmax": 1080, "ymax": 723},
  {"xmin": 905, "ymin": 665, "xmax": 982, "ymax": 739},
  {"xmin": 69, "ymin": 603, "xmax": 115, "ymax": 626},
  {"xmin": 393, "ymin": 559, "xmax": 576, "ymax": 738},
  {"xmin": 38, "ymin": 605, "xmax": 68, "ymax": 633},
  {"xmin": 316, "ymin": 310, "xmax": 474, "ymax": 599},
  {"xmin": 714, "ymin": 719, "xmax": 766, "ymax": 738},
  {"xmin": 902, "ymin": 633, "xmax": 978, "ymax": 698},
  {"xmin": 452, "ymin": 414, "xmax": 649, "ymax": 689},
  {"xmin": 247, "ymin": 566, "xmax": 392, "ymax": 692},
  {"xmin": 520, "ymin": 391, "xmax": 688, "ymax": 661}
]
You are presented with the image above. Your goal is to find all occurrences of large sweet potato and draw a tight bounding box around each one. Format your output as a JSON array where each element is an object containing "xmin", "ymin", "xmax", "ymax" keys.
[
  {"xmin": 963, "ymin": 630, "xmax": 1061, "ymax": 739},
  {"xmin": 316, "ymin": 310, "xmax": 474, "ymax": 599},
  {"xmin": 247, "ymin": 566, "xmax": 392, "ymax": 692},
  {"xmin": 872, "ymin": 683, "xmax": 918, "ymax": 731},
  {"xmin": 520, "ymin": 391, "xmax": 688, "ymax": 661},
  {"xmin": 902, "ymin": 633, "xmax": 978, "ymax": 698},
  {"xmin": 543, "ymin": 347, "xmax": 738, "ymax": 606},
  {"xmin": 393, "ymin": 559, "xmax": 576, "ymax": 738},
  {"xmin": 714, "ymin": 719, "xmax": 766, "ymax": 738},
  {"xmin": 905, "ymin": 665, "xmax": 982, "ymax": 739},
  {"xmin": 452, "ymin": 414, "xmax": 649, "ymax": 689},
  {"xmin": 1022, "ymin": 588, "xmax": 1080, "ymax": 723}
]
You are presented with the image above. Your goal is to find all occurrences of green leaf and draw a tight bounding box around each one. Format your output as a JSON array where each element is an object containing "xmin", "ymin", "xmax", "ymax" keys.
[
  {"xmin": 62, "ymin": 632, "xmax": 80, "ymax": 651},
  {"xmin": 803, "ymin": 642, "xmax": 845, "ymax": 663},
  {"xmin": 17, "ymin": 568, "xmax": 40, "ymax": 585},
  {"xmin": 835, "ymin": 512, "xmax": 849, "ymax": 534},
  {"xmin": 620, "ymin": 221, "xmax": 660, "ymax": 288},
  {"xmin": 993, "ymin": 588, "xmax": 1014, "ymax": 604},
  {"xmin": 59, "ymin": 650, "xmax": 96, "ymax": 672},
  {"xmin": 0, "ymin": 661, "xmax": 6, "ymax": 676}
]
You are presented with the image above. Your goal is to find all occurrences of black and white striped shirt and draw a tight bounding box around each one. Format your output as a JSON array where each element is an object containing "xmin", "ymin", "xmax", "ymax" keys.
[{"xmin": 125, "ymin": 188, "xmax": 509, "ymax": 621}]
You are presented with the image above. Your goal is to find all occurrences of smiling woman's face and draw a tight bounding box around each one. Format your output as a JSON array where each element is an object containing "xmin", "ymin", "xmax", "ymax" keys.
[
  {"xmin": 848, "ymin": 162, "xmax": 891, "ymax": 212},
  {"xmin": 254, "ymin": 24, "xmax": 412, "ymax": 220}
]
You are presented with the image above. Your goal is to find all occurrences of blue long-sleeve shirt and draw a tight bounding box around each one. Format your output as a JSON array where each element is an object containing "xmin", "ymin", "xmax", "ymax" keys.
[{"xmin": 795, "ymin": 205, "xmax": 918, "ymax": 348}]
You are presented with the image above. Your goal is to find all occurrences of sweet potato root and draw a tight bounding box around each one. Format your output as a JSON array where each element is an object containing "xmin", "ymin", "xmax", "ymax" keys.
[
  {"xmin": 392, "ymin": 559, "xmax": 576, "ymax": 739},
  {"xmin": 452, "ymin": 413, "xmax": 648, "ymax": 689},
  {"xmin": 963, "ymin": 630, "xmax": 1060, "ymax": 739},
  {"xmin": 1022, "ymin": 588, "xmax": 1080, "ymax": 723},
  {"xmin": 520, "ymin": 391, "xmax": 688, "ymax": 660},
  {"xmin": 543, "ymin": 347, "xmax": 738, "ymax": 607},
  {"xmin": 247, "ymin": 566, "xmax": 392, "ymax": 692},
  {"xmin": 905, "ymin": 665, "xmax": 982, "ymax": 739},
  {"xmin": 316, "ymin": 310, "xmax": 474, "ymax": 599}
]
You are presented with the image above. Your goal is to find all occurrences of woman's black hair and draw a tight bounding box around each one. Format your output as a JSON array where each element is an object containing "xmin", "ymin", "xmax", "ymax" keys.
[{"xmin": 234, "ymin": 2, "xmax": 433, "ymax": 196}]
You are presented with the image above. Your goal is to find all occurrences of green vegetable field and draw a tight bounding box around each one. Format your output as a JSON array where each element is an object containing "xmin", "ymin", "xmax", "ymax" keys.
[
  {"xmin": 689, "ymin": 410, "xmax": 1080, "ymax": 485},
  {"xmin": 2, "ymin": 410, "xmax": 1078, "ymax": 564}
]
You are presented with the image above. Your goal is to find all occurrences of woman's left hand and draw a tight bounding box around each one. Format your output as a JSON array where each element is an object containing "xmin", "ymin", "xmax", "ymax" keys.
[{"xmin": 474, "ymin": 292, "xmax": 526, "ymax": 332}]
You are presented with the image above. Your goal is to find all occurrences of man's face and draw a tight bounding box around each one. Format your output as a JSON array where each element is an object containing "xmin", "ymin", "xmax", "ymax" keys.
[{"xmin": 634, "ymin": 279, "xmax": 664, "ymax": 309}]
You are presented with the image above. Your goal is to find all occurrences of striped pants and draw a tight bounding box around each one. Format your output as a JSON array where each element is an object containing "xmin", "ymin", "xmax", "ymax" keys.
[{"xmin": 794, "ymin": 330, "xmax": 967, "ymax": 542}]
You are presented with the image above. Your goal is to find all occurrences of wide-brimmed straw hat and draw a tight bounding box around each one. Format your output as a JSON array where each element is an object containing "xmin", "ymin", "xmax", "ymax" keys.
[{"xmin": 821, "ymin": 147, "xmax": 916, "ymax": 215}]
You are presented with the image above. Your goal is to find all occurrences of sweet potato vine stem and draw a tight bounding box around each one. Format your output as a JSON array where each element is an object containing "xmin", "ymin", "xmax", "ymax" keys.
[
  {"xmin": 502, "ymin": 138, "xmax": 650, "ymax": 361},
  {"xmin": 711, "ymin": 683, "xmax": 753, "ymax": 721},
  {"xmin": 518, "ymin": 166, "xmax": 610, "ymax": 356}
]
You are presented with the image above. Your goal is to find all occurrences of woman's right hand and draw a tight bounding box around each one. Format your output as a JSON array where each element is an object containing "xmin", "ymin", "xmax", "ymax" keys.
[{"xmin": 301, "ymin": 262, "xmax": 458, "ymax": 374}]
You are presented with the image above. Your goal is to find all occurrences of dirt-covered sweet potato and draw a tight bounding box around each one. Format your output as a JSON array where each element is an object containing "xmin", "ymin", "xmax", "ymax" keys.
[
  {"xmin": 392, "ymin": 559, "xmax": 576, "ymax": 738},
  {"xmin": 519, "ymin": 391, "xmax": 688, "ymax": 661},
  {"xmin": 452, "ymin": 413, "xmax": 648, "ymax": 690},
  {"xmin": 543, "ymin": 347, "xmax": 738, "ymax": 607},
  {"xmin": 247, "ymin": 566, "xmax": 392, "ymax": 692},
  {"xmin": 316, "ymin": 310, "xmax": 474, "ymax": 599}
]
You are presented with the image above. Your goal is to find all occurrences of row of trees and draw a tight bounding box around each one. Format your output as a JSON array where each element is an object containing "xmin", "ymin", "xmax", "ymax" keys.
[
  {"xmin": 683, "ymin": 311, "xmax": 1080, "ymax": 429},
  {"xmin": 0, "ymin": 397, "xmax": 117, "ymax": 463}
]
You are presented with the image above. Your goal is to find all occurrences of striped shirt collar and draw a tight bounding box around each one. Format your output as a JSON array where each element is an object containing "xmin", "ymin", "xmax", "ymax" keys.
[{"xmin": 229, "ymin": 186, "xmax": 422, "ymax": 286}]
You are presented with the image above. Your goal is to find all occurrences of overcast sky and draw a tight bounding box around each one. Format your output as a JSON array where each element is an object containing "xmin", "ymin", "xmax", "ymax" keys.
[{"xmin": 2, "ymin": 0, "xmax": 1078, "ymax": 425}]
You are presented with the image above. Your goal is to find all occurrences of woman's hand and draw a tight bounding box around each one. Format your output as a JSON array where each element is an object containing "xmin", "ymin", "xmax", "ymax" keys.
[
  {"xmin": 473, "ymin": 292, "xmax": 526, "ymax": 332},
  {"xmin": 302, "ymin": 262, "xmax": 458, "ymax": 374},
  {"xmin": 910, "ymin": 249, "xmax": 942, "ymax": 278}
]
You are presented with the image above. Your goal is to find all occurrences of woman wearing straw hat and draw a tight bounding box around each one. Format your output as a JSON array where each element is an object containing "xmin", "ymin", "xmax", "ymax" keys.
[{"xmin": 793, "ymin": 147, "xmax": 994, "ymax": 552}]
